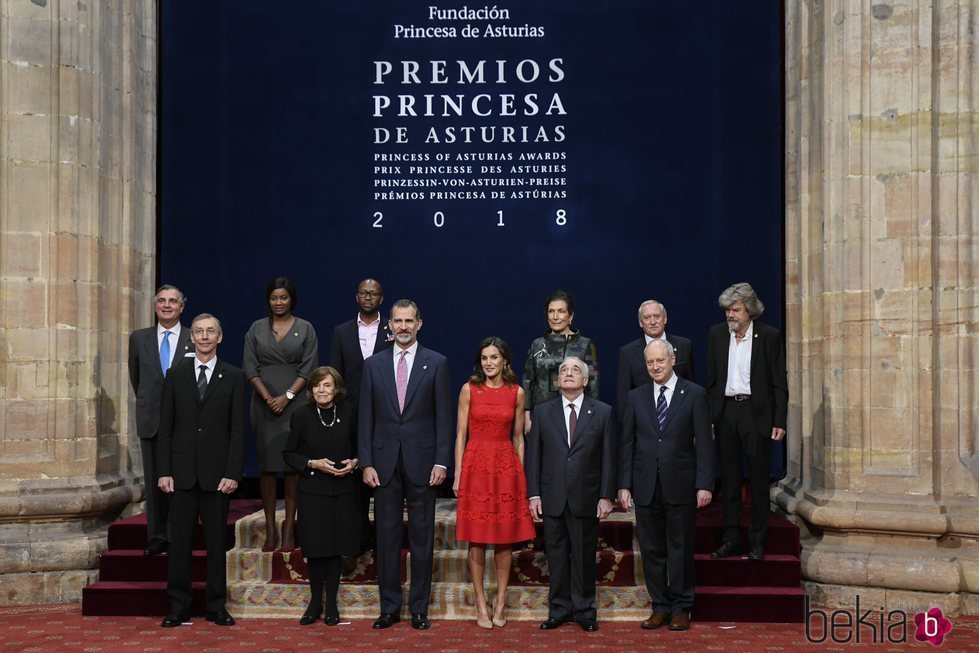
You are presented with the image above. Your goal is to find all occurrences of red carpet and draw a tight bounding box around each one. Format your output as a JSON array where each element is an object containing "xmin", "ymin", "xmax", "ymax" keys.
[{"xmin": 9, "ymin": 603, "xmax": 979, "ymax": 652}]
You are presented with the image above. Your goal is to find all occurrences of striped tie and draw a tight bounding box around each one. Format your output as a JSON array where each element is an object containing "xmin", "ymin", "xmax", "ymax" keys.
[{"xmin": 656, "ymin": 385, "xmax": 668, "ymax": 429}]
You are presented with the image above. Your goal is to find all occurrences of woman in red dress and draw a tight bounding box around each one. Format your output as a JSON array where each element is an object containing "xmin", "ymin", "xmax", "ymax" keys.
[{"xmin": 453, "ymin": 337, "xmax": 536, "ymax": 629}]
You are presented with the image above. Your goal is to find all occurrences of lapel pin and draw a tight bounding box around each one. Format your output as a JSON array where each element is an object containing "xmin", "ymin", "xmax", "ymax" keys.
[
  {"xmin": 422, "ymin": 365, "xmax": 428, "ymax": 370},
  {"xmin": 294, "ymin": 332, "xmax": 299, "ymax": 337},
  {"xmin": 218, "ymin": 373, "xmax": 223, "ymax": 379},
  {"xmin": 680, "ymin": 389, "xmax": 685, "ymax": 395},
  {"xmin": 587, "ymin": 409, "xmax": 592, "ymax": 415}
]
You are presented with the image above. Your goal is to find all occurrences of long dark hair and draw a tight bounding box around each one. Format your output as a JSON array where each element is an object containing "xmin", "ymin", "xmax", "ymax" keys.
[
  {"xmin": 469, "ymin": 336, "xmax": 518, "ymax": 386},
  {"xmin": 265, "ymin": 276, "xmax": 297, "ymax": 321}
]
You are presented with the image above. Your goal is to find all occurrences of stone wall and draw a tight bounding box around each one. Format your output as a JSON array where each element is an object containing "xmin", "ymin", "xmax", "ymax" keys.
[
  {"xmin": 777, "ymin": 0, "xmax": 979, "ymax": 614},
  {"xmin": 0, "ymin": 0, "xmax": 157, "ymax": 603}
]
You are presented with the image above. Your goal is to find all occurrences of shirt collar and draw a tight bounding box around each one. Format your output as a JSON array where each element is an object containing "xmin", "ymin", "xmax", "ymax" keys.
[
  {"xmin": 655, "ymin": 372, "xmax": 678, "ymax": 395},
  {"xmin": 357, "ymin": 314, "xmax": 381, "ymax": 327},
  {"xmin": 158, "ymin": 323, "xmax": 180, "ymax": 336},
  {"xmin": 194, "ymin": 356, "xmax": 216, "ymax": 372},
  {"xmin": 395, "ymin": 341, "xmax": 419, "ymax": 358}
]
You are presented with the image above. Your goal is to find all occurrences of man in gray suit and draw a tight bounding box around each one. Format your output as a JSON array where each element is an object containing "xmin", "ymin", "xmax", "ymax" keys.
[
  {"xmin": 525, "ymin": 356, "xmax": 617, "ymax": 632},
  {"xmin": 128, "ymin": 284, "xmax": 193, "ymax": 555}
]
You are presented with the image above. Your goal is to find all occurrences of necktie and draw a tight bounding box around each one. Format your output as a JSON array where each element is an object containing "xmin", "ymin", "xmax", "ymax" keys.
[
  {"xmin": 656, "ymin": 385, "xmax": 668, "ymax": 429},
  {"xmin": 197, "ymin": 365, "xmax": 208, "ymax": 398},
  {"xmin": 160, "ymin": 330, "xmax": 171, "ymax": 376},
  {"xmin": 568, "ymin": 403, "xmax": 577, "ymax": 446},
  {"xmin": 396, "ymin": 350, "xmax": 408, "ymax": 413}
]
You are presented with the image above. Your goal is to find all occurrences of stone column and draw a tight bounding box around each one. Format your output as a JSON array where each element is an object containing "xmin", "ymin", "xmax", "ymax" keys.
[
  {"xmin": 778, "ymin": 0, "xmax": 979, "ymax": 613},
  {"xmin": 0, "ymin": 0, "xmax": 157, "ymax": 603}
]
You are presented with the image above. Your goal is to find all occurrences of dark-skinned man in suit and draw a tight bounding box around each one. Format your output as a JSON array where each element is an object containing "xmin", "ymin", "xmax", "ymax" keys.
[
  {"xmin": 616, "ymin": 299, "xmax": 695, "ymax": 420},
  {"xmin": 358, "ymin": 299, "xmax": 452, "ymax": 630},
  {"xmin": 157, "ymin": 313, "xmax": 246, "ymax": 628},
  {"xmin": 128, "ymin": 284, "xmax": 194, "ymax": 556},
  {"xmin": 619, "ymin": 339, "xmax": 714, "ymax": 631},
  {"xmin": 706, "ymin": 282, "xmax": 787, "ymax": 562},
  {"xmin": 329, "ymin": 278, "xmax": 394, "ymax": 551},
  {"xmin": 525, "ymin": 356, "xmax": 616, "ymax": 633}
]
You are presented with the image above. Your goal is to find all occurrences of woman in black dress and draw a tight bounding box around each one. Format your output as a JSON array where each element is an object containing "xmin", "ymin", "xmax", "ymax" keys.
[{"xmin": 283, "ymin": 366, "xmax": 362, "ymax": 625}]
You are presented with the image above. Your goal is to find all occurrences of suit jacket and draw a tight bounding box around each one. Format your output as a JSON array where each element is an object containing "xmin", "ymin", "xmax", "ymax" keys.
[
  {"xmin": 705, "ymin": 320, "xmax": 788, "ymax": 434},
  {"xmin": 357, "ymin": 345, "xmax": 453, "ymax": 487},
  {"xmin": 616, "ymin": 334, "xmax": 695, "ymax": 419},
  {"xmin": 283, "ymin": 401, "xmax": 359, "ymax": 496},
  {"xmin": 525, "ymin": 395, "xmax": 617, "ymax": 518},
  {"xmin": 158, "ymin": 357, "xmax": 247, "ymax": 491},
  {"xmin": 329, "ymin": 318, "xmax": 394, "ymax": 406},
  {"xmin": 619, "ymin": 378, "xmax": 714, "ymax": 506},
  {"xmin": 128, "ymin": 324, "xmax": 194, "ymax": 439}
]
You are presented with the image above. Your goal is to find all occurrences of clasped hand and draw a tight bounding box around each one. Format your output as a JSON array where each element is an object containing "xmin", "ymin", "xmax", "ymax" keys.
[{"xmin": 308, "ymin": 457, "xmax": 357, "ymax": 477}]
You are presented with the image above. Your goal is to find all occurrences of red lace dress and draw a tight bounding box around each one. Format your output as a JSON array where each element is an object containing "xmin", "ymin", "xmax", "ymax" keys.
[{"xmin": 455, "ymin": 382, "xmax": 536, "ymax": 544}]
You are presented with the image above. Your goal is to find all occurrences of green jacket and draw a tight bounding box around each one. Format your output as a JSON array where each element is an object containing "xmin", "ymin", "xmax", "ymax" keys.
[{"xmin": 522, "ymin": 329, "xmax": 600, "ymax": 411}]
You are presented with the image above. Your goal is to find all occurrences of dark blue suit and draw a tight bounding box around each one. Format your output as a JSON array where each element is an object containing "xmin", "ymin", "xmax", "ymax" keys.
[
  {"xmin": 619, "ymin": 377, "xmax": 714, "ymax": 614},
  {"xmin": 357, "ymin": 345, "xmax": 453, "ymax": 615}
]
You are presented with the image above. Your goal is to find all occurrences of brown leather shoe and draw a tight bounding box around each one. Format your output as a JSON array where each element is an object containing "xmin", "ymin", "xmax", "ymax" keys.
[
  {"xmin": 641, "ymin": 612, "xmax": 670, "ymax": 629},
  {"xmin": 668, "ymin": 612, "xmax": 691, "ymax": 631}
]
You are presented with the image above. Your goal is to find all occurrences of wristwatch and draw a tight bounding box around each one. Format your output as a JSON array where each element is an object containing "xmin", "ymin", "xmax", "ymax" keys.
[{"xmin": 285, "ymin": 390, "xmax": 295, "ymax": 400}]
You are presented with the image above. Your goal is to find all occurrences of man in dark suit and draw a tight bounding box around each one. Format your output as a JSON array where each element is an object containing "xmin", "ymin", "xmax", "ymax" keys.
[
  {"xmin": 330, "ymin": 278, "xmax": 394, "ymax": 551},
  {"xmin": 706, "ymin": 282, "xmax": 787, "ymax": 562},
  {"xmin": 329, "ymin": 278, "xmax": 394, "ymax": 407},
  {"xmin": 618, "ymin": 340, "xmax": 714, "ymax": 631},
  {"xmin": 128, "ymin": 284, "xmax": 194, "ymax": 556},
  {"xmin": 526, "ymin": 356, "xmax": 616, "ymax": 632},
  {"xmin": 358, "ymin": 299, "xmax": 452, "ymax": 630},
  {"xmin": 617, "ymin": 300, "xmax": 695, "ymax": 420},
  {"xmin": 157, "ymin": 314, "xmax": 246, "ymax": 628}
]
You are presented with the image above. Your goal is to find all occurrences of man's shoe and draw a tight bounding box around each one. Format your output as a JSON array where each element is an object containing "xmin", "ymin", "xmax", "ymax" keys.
[
  {"xmin": 539, "ymin": 616, "xmax": 570, "ymax": 630},
  {"xmin": 748, "ymin": 546, "xmax": 765, "ymax": 561},
  {"xmin": 372, "ymin": 612, "xmax": 400, "ymax": 629},
  {"xmin": 204, "ymin": 610, "xmax": 235, "ymax": 626},
  {"xmin": 144, "ymin": 541, "xmax": 168, "ymax": 556},
  {"xmin": 578, "ymin": 619, "xmax": 599, "ymax": 632},
  {"xmin": 324, "ymin": 615, "xmax": 341, "ymax": 626},
  {"xmin": 710, "ymin": 542, "xmax": 741, "ymax": 558},
  {"xmin": 668, "ymin": 612, "xmax": 691, "ymax": 631},
  {"xmin": 161, "ymin": 613, "xmax": 187, "ymax": 628},
  {"xmin": 411, "ymin": 613, "xmax": 430, "ymax": 630},
  {"xmin": 641, "ymin": 612, "xmax": 670, "ymax": 629}
]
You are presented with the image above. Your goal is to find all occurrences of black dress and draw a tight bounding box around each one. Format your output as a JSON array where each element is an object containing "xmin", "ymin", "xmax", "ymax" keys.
[{"xmin": 282, "ymin": 401, "xmax": 363, "ymax": 557}]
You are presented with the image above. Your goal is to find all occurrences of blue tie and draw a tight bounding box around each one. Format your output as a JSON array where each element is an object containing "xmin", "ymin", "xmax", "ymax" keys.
[
  {"xmin": 656, "ymin": 385, "xmax": 668, "ymax": 429},
  {"xmin": 160, "ymin": 330, "xmax": 171, "ymax": 376}
]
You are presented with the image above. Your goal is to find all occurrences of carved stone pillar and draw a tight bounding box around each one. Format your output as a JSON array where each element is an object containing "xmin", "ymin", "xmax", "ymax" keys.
[
  {"xmin": 778, "ymin": 0, "xmax": 979, "ymax": 613},
  {"xmin": 0, "ymin": 0, "xmax": 157, "ymax": 603}
]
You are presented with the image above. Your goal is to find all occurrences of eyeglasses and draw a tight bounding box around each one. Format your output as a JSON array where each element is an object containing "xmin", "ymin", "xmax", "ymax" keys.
[{"xmin": 358, "ymin": 291, "xmax": 381, "ymax": 298}]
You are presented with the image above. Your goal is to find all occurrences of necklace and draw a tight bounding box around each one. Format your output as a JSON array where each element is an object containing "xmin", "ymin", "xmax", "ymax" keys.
[{"xmin": 316, "ymin": 404, "xmax": 339, "ymax": 428}]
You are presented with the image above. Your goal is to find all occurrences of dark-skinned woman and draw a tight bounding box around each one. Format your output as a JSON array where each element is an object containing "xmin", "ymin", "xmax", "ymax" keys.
[{"xmin": 243, "ymin": 276, "xmax": 318, "ymax": 551}]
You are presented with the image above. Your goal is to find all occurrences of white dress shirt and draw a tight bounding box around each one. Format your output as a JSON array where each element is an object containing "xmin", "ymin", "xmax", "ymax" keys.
[{"xmin": 725, "ymin": 321, "xmax": 753, "ymax": 396}]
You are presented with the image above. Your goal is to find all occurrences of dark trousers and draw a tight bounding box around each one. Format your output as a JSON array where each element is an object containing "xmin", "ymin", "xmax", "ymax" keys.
[
  {"xmin": 307, "ymin": 556, "xmax": 342, "ymax": 618},
  {"xmin": 542, "ymin": 504, "xmax": 599, "ymax": 622},
  {"xmin": 717, "ymin": 398, "xmax": 772, "ymax": 549},
  {"xmin": 140, "ymin": 437, "xmax": 169, "ymax": 546},
  {"xmin": 167, "ymin": 484, "xmax": 230, "ymax": 615},
  {"xmin": 635, "ymin": 478, "xmax": 696, "ymax": 614},
  {"xmin": 373, "ymin": 450, "xmax": 436, "ymax": 615}
]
